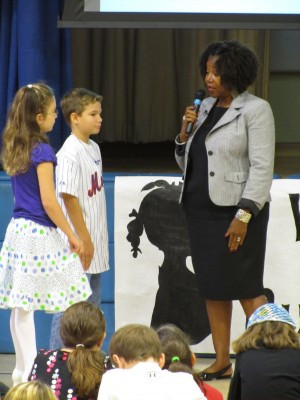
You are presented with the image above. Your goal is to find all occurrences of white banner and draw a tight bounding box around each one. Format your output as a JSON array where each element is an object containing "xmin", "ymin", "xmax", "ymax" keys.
[{"xmin": 115, "ymin": 177, "xmax": 300, "ymax": 353}]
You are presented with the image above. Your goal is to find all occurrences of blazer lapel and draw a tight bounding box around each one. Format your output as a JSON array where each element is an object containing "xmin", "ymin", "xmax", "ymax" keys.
[{"xmin": 207, "ymin": 91, "xmax": 248, "ymax": 136}]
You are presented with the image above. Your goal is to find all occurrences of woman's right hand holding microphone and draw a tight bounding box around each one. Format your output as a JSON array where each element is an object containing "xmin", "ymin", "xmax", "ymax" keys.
[{"xmin": 179, "ymin": 106, "xmax": 198, "ymax": 144}]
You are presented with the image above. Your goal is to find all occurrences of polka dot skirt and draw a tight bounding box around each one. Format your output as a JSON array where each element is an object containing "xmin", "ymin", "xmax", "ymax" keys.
[{"xmin": 0, "ymin": 218, "xmax": 92, "ymax": 312}]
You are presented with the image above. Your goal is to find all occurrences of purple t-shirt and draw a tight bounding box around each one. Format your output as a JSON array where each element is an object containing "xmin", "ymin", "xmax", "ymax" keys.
[{"xmin": 12, "ymin": 142, "xmax": 57, "ymax": 228}]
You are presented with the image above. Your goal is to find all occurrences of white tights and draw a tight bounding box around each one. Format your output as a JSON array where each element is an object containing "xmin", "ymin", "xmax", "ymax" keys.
[{"xmin": 10, "ymin": 308, "xmax": 37, "ymax": 385}]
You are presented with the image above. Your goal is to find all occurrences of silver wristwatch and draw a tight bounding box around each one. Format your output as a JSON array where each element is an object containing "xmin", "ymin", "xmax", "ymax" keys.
[{"xmin": 235, "ymin": 209, "xmax": 252, "ymax": 223}]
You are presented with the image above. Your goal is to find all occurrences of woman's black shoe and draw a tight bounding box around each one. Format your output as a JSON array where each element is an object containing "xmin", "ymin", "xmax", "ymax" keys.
[{"xmin": 199, "ymin": 363, "xmax": 232, "ymax": 381}]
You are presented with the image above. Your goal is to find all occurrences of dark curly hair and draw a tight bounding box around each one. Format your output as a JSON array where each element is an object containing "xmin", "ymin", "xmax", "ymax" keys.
[{"xmin": 199, "ymin": 40, "xmax": 258, "ymax": 94}]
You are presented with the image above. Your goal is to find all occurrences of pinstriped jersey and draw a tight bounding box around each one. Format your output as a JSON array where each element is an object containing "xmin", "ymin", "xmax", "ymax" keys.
[{"xmin": 55, "ymin": 134, "xmax": 109, "ymax": 274}]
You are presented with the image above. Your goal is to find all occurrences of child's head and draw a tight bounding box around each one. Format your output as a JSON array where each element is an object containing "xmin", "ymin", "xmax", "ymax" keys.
[
  {"xmin": 60, "ymin": 300, "xmax": 106, "ymax": 348},
  {"xmin": 156, "ymin": 324, "xmax": 206, "ymax": 393},
  {"xmin": 1, "ymin": 83, "xmax": 56, "ymax": 175},
  {"xmin": 59, "ymin": 301, "xmax": 106, "ymax": 398},
  {"xmin": 156, "ymin": 324, "xmax": 194, "ymax": 371},
  {"xmin": 60, "ymin": 87, "xmax": 102, "ymax": 130},
  {"xmin": 110, "ymin": 324, "xmax": 163, "ymax": 368},
  {"xmin": 233, "ymin": 303, "xmax": 300, "ymax": 353},
  {"xmin": 6, "ymin": 83, "xmax": 55, "ymax": 133},
  {"xmin": 4, "ymin": 381, "xmax": 57, "ymax": 400}
]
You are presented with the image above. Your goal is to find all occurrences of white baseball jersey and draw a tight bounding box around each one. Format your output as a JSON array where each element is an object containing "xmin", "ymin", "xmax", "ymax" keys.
[{"xmin": 56, "ymin": 134, "xmax": 109, "ymax": 274}]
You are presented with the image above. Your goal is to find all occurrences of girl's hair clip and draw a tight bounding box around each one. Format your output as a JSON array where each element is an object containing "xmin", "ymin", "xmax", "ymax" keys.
[
  {"xmin": 27, "ymin": 84, "xmax": 33, "ymax": 88},
  {"xmin": 171, "ymin": 356, "xmax": 180, "ymax": 363}
]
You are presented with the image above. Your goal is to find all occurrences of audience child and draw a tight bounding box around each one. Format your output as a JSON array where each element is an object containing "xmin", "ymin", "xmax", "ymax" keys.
[
  {"xmin": 156, "ymin": 324, "xmax": 223, "ymax": 400},
  {"xmin": 50, "ymin": 87, "xmax": 109, "ymax": 348},
  {"xmin": 228, "ymin": 303, "xmax": 300, "ymax": 400},
  {"xmin": 97, "ymin": 323, "xmax": 206, "ymax": 400},
  {"xmin": 4, "ymin": 381, "xmax": 57, "ymax": 400},
  {"xmin": 29, "ymin": 301, "xmax": 106, "ymax": 400},
  {"xmin": 0, "ymin": 83, "xmax": 91, "ymax": 385}
]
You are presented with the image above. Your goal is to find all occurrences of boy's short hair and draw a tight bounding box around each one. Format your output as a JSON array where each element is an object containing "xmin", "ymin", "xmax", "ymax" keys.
[
  {"xmin": 109, "ymin": 324, "xmax": 162, "ymax": 363},
  {"xmin": 61, "ymin": 87, "xmax": 103, "ymax": 126}
]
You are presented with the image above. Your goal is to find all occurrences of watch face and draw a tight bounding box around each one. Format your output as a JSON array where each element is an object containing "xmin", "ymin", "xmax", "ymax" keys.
[{"xmin": 236, "ymin": 209, "xmax": 251, "ymax": 223}]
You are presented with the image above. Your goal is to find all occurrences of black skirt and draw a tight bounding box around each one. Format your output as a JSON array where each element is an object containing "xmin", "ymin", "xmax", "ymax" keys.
[{"xmin": 184, "ymin": 203, "xmax": 269, "ymax": 300}]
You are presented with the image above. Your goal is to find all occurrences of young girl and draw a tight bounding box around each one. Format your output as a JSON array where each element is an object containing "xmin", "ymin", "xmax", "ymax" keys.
[
  {"xmin": 156, "ymin": 324, "xmax": 224, "ymax": 400},
  {"xmin": 4, "ymin": 381, "xmax": 57, "ymax": 400},
  {"xmin": 0, "ymin": 83, "xmax": 92, "ymax": 384},
  {"xmin": 29, "ymin": 301, "xmax": 106, "ymax": 400},
  {"xmin": 228, "ymin": 303, "xmax": 300, "ymax": 400}
]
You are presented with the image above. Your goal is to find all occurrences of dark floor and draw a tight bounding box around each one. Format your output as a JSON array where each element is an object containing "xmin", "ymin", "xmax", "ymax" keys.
[{"xmin": 100, "ymin": 142, "xmax": 300, "ymax": 177}]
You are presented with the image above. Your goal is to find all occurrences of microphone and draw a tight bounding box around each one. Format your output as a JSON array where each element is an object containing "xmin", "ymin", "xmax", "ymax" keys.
[{"xmin": 186, "ymin": 89, "xmax": 205, "ymax": 135}]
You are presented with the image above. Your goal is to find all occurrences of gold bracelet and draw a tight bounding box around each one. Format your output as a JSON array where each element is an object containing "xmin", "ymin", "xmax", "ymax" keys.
[
  {"xmin": 175, "ymin": 134, "xmax": 187, "ymax": 145},
  {"xmin": 235, "ymin": 209, "xmax": 252, "ymax": 223}
]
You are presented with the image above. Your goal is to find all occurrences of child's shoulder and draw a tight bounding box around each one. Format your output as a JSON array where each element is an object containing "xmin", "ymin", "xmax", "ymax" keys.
[
  {"xmin": 32, "ymin": 142, "xmax": 53, "ymax": 155},
  {"xmin": 57, "ymin": 135, "xmax": 81, "ymax": 161},
  {"xmin": 35, "ymin": 348, "xmax": 57, "ymax": 360},
  {"xmin": 31, "ymin": 142, "xmax": 56, "ymax": 164}
]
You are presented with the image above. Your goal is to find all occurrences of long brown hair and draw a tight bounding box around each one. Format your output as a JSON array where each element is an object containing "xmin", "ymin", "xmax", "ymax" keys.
[
  {"xmin": 233, "ymin": 321, "xmax": 300, "ymax": 354},
  {"xmin": 1, "ymin": 83, "xmax": 53, "ymax": 175},
  {"xmin": 60, "ymin": 301, "xmax": 106, "ymax": 398}
]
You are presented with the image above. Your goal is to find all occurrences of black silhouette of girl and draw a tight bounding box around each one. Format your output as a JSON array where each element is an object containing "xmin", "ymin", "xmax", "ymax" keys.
[{"xmin": 126, "ymin": 179, "xmax": 211, "ymax": 344}]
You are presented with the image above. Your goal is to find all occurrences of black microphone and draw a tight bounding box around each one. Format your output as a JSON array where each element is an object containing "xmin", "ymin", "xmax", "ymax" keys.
[{"xmin": 186, "ymin": 89, "xmax": 205, "ymax": 135}]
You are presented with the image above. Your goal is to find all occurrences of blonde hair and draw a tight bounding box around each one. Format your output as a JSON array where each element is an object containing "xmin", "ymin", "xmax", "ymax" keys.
[
  {"xmin": 1, "ymin": 83, "xmax": 54, "ymax": 175},
  {"xmin": 60, "ymin": 301, "xmax": 106, "ymax": 398},
  {"xmin": 232, "ymin": 321, "xmax": 300, "ymax": 354},
  {"xmin": 4, "ymin": 381, "xmax": 57, "ymax": 400},
  {"xmin": 60, "ymin": 87, "xmax": 102, "ymax": 127},
  {"xmin": 110, "ymin": 324, "xmax": 162, "ymax": 364}
]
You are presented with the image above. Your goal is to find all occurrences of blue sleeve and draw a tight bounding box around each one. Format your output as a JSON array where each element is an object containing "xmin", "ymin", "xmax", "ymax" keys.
[{"xmin": 31, "ymin": 143, "xmax": 57, "ymax": 167}]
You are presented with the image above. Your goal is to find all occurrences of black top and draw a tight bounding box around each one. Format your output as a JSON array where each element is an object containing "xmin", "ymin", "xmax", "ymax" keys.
[
  {"xmin": 228, "ymin": 347, "xmax": 300, "ymax": 400},
  {"xmin": 29, "ymin": 349, "xmax": 98, "ymax": 400},
  {"xmin": 183, "ymin": 106, "xmax": 227, "ymax": 211}
]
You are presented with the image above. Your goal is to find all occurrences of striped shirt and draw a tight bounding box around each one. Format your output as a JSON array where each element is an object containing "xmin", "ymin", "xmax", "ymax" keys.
[{"xmin": 56, "ymin": 134, "xmax": 109, "ymax": 274}]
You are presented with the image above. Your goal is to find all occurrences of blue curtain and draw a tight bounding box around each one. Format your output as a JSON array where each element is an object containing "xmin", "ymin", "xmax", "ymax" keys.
[{"xmin": 0, "ymin": 0, "xmax": 72, "ymax": 152}]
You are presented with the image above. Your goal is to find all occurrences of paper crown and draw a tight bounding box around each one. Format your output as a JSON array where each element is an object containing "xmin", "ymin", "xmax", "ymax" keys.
[{"xmin": 247, "ymin": 303, "xmax": 296, "ymax": 330}]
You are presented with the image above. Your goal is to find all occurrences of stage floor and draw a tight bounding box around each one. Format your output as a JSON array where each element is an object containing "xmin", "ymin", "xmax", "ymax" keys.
[{"xmin": 0, "ymin": 354, "xmax": 14, "ymax": 390}]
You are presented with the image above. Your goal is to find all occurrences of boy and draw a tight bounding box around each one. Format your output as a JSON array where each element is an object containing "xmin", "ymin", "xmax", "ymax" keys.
[
  {"xmin": 49, "ymin": 88, "xmax": 109, "ymax": 348},
  {"xmin": 97, "ymin": 324, "xmax": 206, "ymax": 400}
]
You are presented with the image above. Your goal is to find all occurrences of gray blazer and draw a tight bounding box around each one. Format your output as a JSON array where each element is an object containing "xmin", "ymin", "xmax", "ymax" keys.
[{"xmin": 175, "ymin": 91, "xmax": 275, "ymax": 213}]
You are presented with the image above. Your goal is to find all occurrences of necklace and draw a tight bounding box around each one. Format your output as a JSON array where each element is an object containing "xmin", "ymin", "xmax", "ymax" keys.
[{"xmin": 81, "ymin": 140, "xmax": 101, "ymax": 166}]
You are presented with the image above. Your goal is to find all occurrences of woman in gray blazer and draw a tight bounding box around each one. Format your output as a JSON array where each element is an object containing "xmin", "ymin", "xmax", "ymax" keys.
[{"xmin": 175, "ymin": 40, "xmax": 275, "ymax": 381}]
